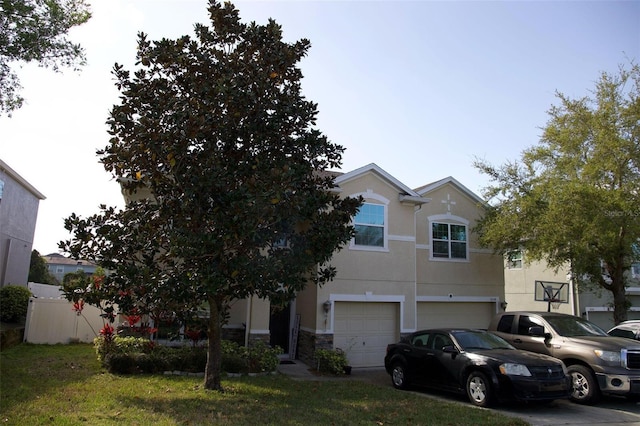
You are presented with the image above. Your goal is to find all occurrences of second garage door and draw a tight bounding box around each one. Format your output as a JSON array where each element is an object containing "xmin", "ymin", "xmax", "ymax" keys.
[
  {"xmin": 417, "ymin": 302, "xmax": 494, "ymax": 330},
  {"xmin": 334, "ymin": 302, "xmax": 398, "ymax": 367}
]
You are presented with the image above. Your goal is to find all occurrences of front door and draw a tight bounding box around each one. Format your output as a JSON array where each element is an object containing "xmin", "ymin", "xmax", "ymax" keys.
[{"xmin": 269, "ymin": 303, "xmax": 290, "ymax": 353}]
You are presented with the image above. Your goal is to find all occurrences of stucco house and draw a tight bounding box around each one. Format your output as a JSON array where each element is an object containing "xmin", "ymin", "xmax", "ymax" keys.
[
  {"xmin": 0, "ymin": 159, "xmax": 46, "ymax": 288},
  {"xmin": 223, "ymin": 163, "xmax": 506, "ymax": 367},
  {"xmin": 503, "ymin": 253, "xmax": 640, "ymax": 331},
  {"xmin": 43, "ymin": 253, "xmax": 99, "ymax": 283},
  {"xmin": 119, "ymin": 162, "xmax": 505, "ymax": 366}
]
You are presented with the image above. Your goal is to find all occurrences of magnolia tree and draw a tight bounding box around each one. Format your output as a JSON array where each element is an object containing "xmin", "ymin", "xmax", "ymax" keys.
[
  {"xmin": 60, "ymin": 0, "xmax": 361, "ymax": 391},
  {"xmin": 474, "ymin": 63, "xmax": 640, "ymax": 324},
  {"xmin": 0, "ymin": 0, "xmax": 91, "ymax": 114}
]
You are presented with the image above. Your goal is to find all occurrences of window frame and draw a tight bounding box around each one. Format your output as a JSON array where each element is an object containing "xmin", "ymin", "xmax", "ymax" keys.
[
  {"xmin": 428, "ymin": 217, "xmax": 469, "ymax": 261},
  {"xmin": 351, "ymin": 202, "xmax": 388, "ymax": 251}
]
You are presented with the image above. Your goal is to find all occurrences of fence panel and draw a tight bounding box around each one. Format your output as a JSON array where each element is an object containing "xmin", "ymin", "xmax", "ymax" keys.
[{"xmin": 24, "ymin": 298, "xmax": 106, "ymax": 344}]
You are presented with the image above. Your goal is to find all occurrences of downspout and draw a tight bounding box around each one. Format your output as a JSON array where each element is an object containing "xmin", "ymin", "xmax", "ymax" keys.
[{"xmin": 245, "ymin": 295, "xmax": 252, "ymax": 347}]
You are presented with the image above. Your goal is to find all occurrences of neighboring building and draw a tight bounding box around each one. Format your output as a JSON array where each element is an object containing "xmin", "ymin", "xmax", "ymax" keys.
[
  {"xmin": 503, "ymin": 251, "xmax": 640, "ymax": 330},
  {"xmin": 42, "ymin": 253, "xmax": 99, "ymax": 283},
  {"xmin": 0, "ymin": 159, "xmax": 46, "ymax": 287}
]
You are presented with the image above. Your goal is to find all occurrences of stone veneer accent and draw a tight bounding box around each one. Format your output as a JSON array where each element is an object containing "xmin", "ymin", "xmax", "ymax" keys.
[
  {"xmin": 297, "ymin": 329, "xmax": 333, "ymax": 365},
  {"xmin": 221, "ymin": 326, "xmax": 245, "ymax": 345}
]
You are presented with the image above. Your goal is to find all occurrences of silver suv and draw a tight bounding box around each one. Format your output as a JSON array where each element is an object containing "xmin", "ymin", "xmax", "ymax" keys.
[{"xmin": 488, "ymin": 311, "xmax": 640, "ymax": 404}]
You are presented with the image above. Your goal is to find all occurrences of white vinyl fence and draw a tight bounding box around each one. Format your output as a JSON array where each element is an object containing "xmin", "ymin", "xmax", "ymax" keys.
[{"xmin": 24, "ymin": 282, "xmax": 111, "ymax": 344}]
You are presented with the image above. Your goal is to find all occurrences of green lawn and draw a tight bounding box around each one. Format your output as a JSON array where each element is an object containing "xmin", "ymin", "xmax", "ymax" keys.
[{"xmin": 0, "ymin": 344, "xmax": 528, "ymax": 425}]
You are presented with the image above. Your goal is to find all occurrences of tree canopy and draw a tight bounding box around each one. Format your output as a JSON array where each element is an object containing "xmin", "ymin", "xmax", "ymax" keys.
[
  {"xmin": 60, "ymin": 0, "xmax": 361, "ymax": 391},
  {"xmin": 474, "ymin": 62, "xmax": 640, "ymax": 324},
  {"xmin": 28, "ymin": 249, "xmax": 58, "ymax": 284},
  {"xmin": 0, "ymin": 0, "xmax": 91, "ymax": 115}
]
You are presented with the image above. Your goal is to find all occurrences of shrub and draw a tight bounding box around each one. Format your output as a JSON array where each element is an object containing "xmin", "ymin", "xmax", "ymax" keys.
[
  {"xmin": 0, "ymin": 285, "xmax": 32, "ymax": 322},
  {"xmin": 314, "ymin": 348, "xmax": 348, "ymax": 375},
  {"xmin": 105, "ymin": 353, "xmax": 138, "ymax": 374},
  {"xmin": 94, "ymin": 335, "xmax": 153, "ymax": 364},
  {"xmin": 247, "ymin": 341, "xmax": 282, "ymax": 373}
]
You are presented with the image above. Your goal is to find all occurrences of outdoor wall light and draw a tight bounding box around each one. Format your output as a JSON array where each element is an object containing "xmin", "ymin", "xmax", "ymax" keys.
[
  {"xmin": 322, "ymin": 300, "xmax": 332, "ymax": 314},
  {"xmin": 500, "ymin": 301, "xmax": 508, "ymax": 310}
]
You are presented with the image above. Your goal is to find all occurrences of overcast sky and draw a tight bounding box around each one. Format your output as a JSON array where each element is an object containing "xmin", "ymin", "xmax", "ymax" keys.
[{"xmin": 1, "ymin": 0, "xmax": 638, "ymax": 256}]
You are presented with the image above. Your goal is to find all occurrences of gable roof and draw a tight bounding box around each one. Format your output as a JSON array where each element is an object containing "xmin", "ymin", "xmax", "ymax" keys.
[
  {"xmin": 414, "ymin": 176, "xmax": 485, "ymax": 205},
  {"xmin": 334, "ymin": 163, "xmax": 431, "ymax": 205}
]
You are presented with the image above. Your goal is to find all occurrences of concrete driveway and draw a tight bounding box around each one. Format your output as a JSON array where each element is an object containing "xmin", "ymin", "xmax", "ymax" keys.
[
  {"xmin": 278, "ymin": 362, "xmax": 640, "ymax": 426},
  {"xmin": 364, "ymin": 368, "xmax": 640, "ymax": 426}
]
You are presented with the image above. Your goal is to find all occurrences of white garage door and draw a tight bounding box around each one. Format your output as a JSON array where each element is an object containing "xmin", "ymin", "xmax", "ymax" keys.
[
  {"xmin": 417, "ymin": 302, "xmax": 494, "ymax": 330},
  {"xmin": 334, "ymin": 302, "xmax": 398, "ymax": 367}
]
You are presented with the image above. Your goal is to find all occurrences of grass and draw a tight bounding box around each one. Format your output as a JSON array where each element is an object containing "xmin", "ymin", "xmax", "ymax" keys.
[{"xmin": 0, "ymin": 344, "xmax": 529, "ymax": 425}]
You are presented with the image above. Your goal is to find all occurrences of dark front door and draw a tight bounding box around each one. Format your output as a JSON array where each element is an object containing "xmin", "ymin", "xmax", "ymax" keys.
[{"xmin": 269, "ymin": 303, "xmax": 290, "ymax": 353}]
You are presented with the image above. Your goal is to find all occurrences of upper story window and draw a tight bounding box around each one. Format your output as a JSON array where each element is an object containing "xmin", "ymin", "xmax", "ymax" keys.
[
  {"xmin": 432, "ymin": 222, "xmax": 467, "ymax": 259},
  {"xmin": 354, "ymin": 203, "xmax": 385, "ymax": 248},
  {"xmin": 507, "ymin": 250, "xmax": 523, "ymax": 269}
]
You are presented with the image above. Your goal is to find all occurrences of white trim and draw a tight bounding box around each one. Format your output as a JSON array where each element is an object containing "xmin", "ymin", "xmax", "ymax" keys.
[
  {"xmin": 335, "ymin": 163, "xmax": 422, "ymax": 198},
  {"xmin": 626, "ymin": 287, "xmax": 640, "ymax": 295},
  {"xmin": 350, "ymin": 190, "xmax": 390, "ymax": 205},
  {"xmin": 415, "ymin": 176, "xmax": 485, "ymax": 206},
  {"xmin": 428, "ymin": 213, "xmax": 470, "ymax": 226},
  {"xmin": 248, "ymin": 329, "xmax": 270, "ymax": 335},
  {"xmin": 388, "ymin": 234, "xmax": 415, "ymax": 242}
]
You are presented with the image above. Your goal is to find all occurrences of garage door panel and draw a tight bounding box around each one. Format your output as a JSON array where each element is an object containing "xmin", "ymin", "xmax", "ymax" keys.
[
  {"xmin": 417, "ymin": 302, "xmax": 493, "ymax": 330},
  {"xmin": 334, "ymin": 302, "xmax": 398, "ymax": 368}
]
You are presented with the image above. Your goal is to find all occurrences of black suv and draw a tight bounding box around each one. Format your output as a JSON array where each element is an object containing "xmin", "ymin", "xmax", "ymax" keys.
[{"xmin": 488, "ymin": 311, "xmax": 640, "ymax": 404}]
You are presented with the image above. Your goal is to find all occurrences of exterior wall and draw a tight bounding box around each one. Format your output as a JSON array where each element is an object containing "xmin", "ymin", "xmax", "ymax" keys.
[
  {"xmin": 318, "ymin": 171, "xmax": 418, "ymax": 335},
  {"xmin": 414, "ymin": 182, "xmax": 505, "ymax": 329},
  {"xmin": 504, "ymin": 258, "xmax": 574, "ymax": 315},
  {"xmin": 503, "ymin": 255, "xmax": 640, "ymax": 329},
  {"xmin": 0, "ymin": 160, "xmax": 45, "ymax": 287},
  {"xmin": 289, "ymin": 168, "xmax": 505, "ymax": 366}
]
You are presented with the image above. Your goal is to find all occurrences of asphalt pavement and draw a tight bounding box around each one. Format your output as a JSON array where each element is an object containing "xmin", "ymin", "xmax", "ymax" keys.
[{"xmin": 276, "ymin": 359, "xmax": 640, "ymax": 426}]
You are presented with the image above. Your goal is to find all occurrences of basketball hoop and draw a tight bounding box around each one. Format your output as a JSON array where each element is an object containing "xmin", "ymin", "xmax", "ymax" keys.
[{"xmin": 549, "ymin": 298, "xmax": 561, "ymax": 311}]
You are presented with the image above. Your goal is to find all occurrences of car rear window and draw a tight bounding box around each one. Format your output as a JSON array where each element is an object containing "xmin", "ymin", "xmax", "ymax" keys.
[{"xmin": 496, "ymin": 315, "xmax": 514, "ymax": 333}]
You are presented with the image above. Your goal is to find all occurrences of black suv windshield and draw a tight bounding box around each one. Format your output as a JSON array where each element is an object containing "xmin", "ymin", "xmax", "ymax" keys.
[
  {"xmin": 544, "ymin": 315, "xmax": 608, "ymax": 337},
  {"xmin": 452, "ymin": 330, "xmax": 514, "ymax": 350}
]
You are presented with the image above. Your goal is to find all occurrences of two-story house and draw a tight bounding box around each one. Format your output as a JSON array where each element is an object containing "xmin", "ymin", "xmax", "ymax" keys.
[{"xmin": 224, "ymin": 163, "xmax": 505, "ymax": 367}]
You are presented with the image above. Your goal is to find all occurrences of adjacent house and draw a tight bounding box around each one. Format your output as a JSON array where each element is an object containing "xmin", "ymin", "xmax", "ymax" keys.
[
  {"xmin": 223, "ymin": 163, "xmax": 506, "ymax": 367},
  {"xmin": 503, "ymin": 252, "xmax": 640, "ymax": 330},
  {"xmin": 0, "ymin": 159, "xmax": 46, "ymax": 288},
  {"xmin": 42, "ymin": 253, "xmax": 99, "ymax": 283}
]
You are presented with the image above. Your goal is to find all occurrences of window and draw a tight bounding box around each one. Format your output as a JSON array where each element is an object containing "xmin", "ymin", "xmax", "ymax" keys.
[
  {"xmin": 353, "ymin": 203, "xmax": 384, "ymax": 247},
  {"xmin": 56, "ymin": 267, "xmax": 64, "ymax": 274},
  {"xmin": 496, "ymin": 315, "xmax": 514, "ymax": 333},
  {"xmin": 517, "ymin": 316, "xmax": 544, "ymax": 336},
  {"xmin": 432, "ymin": 222, "xmax": 467, "ymax": 259},
  {"xmin": 507, "ymin": 250, "xmax": 523, "ymax": 269}
]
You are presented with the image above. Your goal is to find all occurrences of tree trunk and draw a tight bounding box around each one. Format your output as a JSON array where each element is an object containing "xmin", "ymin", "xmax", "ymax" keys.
[
  {"xmin": 611, "ymin": 277, "xmax": 628, "ymax": 326},
  {"xmin": 204, "ymin": 295, "xmax": 223, "ymax": 391}
]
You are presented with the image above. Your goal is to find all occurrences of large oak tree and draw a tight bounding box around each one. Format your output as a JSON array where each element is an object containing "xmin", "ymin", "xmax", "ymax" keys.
[
  {"xmin": 474, "ymin": 63, "xmax": 640, "ymax": 325},
  {"xmin": 60, "ymin": 1, "xmax": 361, "ymax": 391}
]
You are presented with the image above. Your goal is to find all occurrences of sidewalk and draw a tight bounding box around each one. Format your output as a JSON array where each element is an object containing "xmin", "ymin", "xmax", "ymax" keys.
[{"xmin": 277, "ymin": 359, "xmax": 389, "ymax": 386}]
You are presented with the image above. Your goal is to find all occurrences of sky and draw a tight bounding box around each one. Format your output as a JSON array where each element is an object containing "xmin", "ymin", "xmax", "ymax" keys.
[{"xmin": 1, "ymin": 0, "xmax": 638, "ymax": 256}]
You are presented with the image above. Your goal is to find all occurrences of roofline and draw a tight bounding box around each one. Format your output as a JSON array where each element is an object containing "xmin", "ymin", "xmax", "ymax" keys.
[
  {"xmin": 335, "ymin": 163, "xmax": 428, "ymax": 201},
  {"xmin": 415, "ymin": 176, "xmax": 484, "ymax": 205},
  {"xmin": 0, "ymin": 158, "xmax": 46, "ymax": 200}
]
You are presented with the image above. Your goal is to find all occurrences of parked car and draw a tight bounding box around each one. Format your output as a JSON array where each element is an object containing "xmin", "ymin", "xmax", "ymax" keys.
[
  {"xmin": 488, "ymin": 311, "xmax": 640, "ymax": 404},
  {"xmin": 608, "ymin": 320, "xmax": 640, "ymax": 341},
  {"xmin": 384, "ymin": 328, "xmax": 571, "ymax": 407}
]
